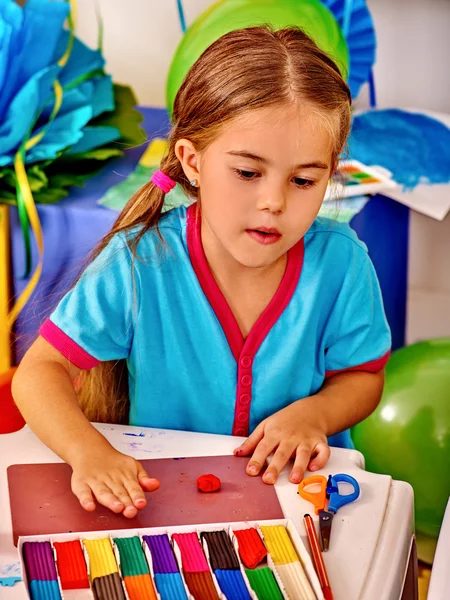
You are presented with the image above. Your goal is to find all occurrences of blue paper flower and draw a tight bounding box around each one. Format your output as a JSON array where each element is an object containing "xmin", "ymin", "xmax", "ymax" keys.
[{"xmin": 0, "ymin": 0, "xmax": 120, "ymax": 167}]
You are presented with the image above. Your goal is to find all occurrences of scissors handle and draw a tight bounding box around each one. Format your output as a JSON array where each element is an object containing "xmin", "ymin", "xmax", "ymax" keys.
[
  {"xmin": 298, "ymin": 475, "xmax": 327, "ymax": 515},
  {"xmin": 328, "ymin": 473, "xmax": 360, "ymax": 513}
]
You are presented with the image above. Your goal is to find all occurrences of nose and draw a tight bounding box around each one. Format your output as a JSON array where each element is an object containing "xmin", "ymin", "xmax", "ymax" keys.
[{"xmin": 257, "ymin": 183, "xmax": 286, "ymax": 214}]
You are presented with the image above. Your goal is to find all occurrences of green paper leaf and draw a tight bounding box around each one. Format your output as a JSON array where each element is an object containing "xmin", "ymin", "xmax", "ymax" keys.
[
  {"xmin": 1, "ymin": 165, "xmax": 48, "ymax": 192},
  {"xmin": 0, "ymin": 190, "xmax": 17, "ymax": 204},
  {"xmin": 48, "ymin": 172, "xmax": 90, "ymax": 189},
  {"xmin": 1, "ymin": 168, "xmax": 15, "ymax": 187},
  {"xmin": 33, "ymin": 188, "xmax": 69, "ymax": 204},
  {"xmin": 27, "ymin": 165, "xmax": 49, "ymax": 192},
  {"xmin": 68, "ymin": 147, "xmax": 123, "ymax": 161},
  {"xmin": 90, "ymin": 84, "xmax": 145, "ymax": 146}
]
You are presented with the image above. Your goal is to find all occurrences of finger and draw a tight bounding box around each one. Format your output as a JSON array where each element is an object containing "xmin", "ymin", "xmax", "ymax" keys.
[
  {"xmin": 124, "ymin": 479, "xmax": 149, "ymax": 509},
  {"xmin": 263, "ymin": 443, "xmax": 296, "ymax": 484},
  {"xmin": 90, "ymin": 483, "xmax": 125, "ymax": 514},
  {"xmin": 234, "ymin": 423, "xmax": 264, "ymax": 457},
  {"xmin": 308, "ymin": 442, "xmax": 331, "ymax": 472},
  {"xmin": 137, "ymin": 465, "xmax": 160, "ymax": 492},
  {"xmin": 108, "ymin": 483, "xmax": 138, "ymax": 519},
  {"xmin": 246, "ymin": 437, "xmax": 278, "ymax": 477},
  {"xmin": 290, "ymin": 445, "xmax": 314, "ymax": 483},
  {"xmin": 72, "ymin": 481, "xmax": 96, "ymax": 512}
]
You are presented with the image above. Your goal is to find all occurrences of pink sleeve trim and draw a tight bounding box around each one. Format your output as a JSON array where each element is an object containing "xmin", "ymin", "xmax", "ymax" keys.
[
  {"xmin": 325, "ymin": 350, "xmax": 391, "ymax": 378},
  {"xmin": 39, "ymin": 319, "xmax": 100, "ymax": 370}
]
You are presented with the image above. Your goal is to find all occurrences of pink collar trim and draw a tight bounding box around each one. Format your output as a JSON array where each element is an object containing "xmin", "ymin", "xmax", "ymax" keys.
[{"xmin": 186, "ymin": 204, "xmax": 304, "ymax": 361}]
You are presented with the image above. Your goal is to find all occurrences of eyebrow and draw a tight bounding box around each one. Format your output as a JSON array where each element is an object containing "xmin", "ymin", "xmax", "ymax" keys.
[{"xmin": 226, "ymin": 150, "xmax": 329, "ymax": 170}]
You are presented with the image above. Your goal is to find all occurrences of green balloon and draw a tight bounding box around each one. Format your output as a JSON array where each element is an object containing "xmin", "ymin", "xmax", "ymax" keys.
[
  {"xmin": 166, "ymin": 0, "xmax": 349, "ymax": 113},
  {"xmin": 352, "ymin": 339, "xmax": 450, "ymax": 539}
]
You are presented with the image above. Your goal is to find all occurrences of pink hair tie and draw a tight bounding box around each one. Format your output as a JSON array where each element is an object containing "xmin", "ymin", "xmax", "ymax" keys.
[{"xmin": 151, "ymin": 170, "xmax": 176, "ymax": 193}]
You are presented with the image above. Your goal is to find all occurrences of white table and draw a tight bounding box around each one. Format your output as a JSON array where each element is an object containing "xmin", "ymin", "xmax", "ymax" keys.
[{"xmin": 0, "ymin": 424, "xmax": 415, "ymax": 600}]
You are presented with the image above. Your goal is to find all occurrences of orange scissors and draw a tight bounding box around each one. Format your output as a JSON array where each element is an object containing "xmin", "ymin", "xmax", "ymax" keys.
[{"xmin": 298, "ymin": 474, "xmax": 360, "ymax": 551}]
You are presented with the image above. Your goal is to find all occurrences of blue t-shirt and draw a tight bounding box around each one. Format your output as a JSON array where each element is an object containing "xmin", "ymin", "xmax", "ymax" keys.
[{"xmin": 41, "ymin": 204, "xmax": 391, "ymax": 448}]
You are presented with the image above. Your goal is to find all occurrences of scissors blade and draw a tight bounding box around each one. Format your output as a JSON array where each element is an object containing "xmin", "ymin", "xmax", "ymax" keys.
[{"xmin": 319, "ymin": 510, "xmax": 333, "ymax": 552}]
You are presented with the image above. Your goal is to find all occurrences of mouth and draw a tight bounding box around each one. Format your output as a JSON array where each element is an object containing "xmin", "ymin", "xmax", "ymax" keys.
[{"xmin": 246, "ymin": 227, "xmax": 282, "ymax": 245}]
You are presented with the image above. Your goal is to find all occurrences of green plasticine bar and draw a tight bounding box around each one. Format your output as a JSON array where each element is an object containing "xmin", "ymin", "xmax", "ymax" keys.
[
  {"xmin": 114, "ymin": 537, "xmax": 149, "ymax": 577},
  {"xmin": 245, "ymin": 568, "xmax": 284, "ymax": 600}
]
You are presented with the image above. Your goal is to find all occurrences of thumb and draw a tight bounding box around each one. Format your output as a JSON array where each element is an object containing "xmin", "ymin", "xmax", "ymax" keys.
[
  {"xmin": 137, "ymin": 465, "xmax": 160, "ymax": 492},
  {"xmin": 234, "ymin": 423, "xmax": 264, "ymax": 457}
]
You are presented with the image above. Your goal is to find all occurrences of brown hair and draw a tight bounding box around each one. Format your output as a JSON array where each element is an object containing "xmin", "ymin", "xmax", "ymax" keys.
[{"xmin": 76, "ymin": 25, "xmax": 352, "ymax": 423}]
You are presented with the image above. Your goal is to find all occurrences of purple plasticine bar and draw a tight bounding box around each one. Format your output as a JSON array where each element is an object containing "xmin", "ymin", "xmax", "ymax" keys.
[
  {"xmin": 23, "ymin": 541, "xmax": 58, "ymax": 581},
  {"xmin": 143, "ymin": 535, "xmax": 178, "ymax": 574}
]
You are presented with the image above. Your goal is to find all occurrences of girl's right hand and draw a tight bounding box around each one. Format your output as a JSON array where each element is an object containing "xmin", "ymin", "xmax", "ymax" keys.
[{"xmin": 70, "ymin": 449, "xmax": 160, "ymax": 518}]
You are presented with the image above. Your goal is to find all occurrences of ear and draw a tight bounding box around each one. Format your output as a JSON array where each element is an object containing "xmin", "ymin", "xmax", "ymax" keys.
[{"xmin": 175, "ymin": 139, "xmax": 201, "ymax": 184}]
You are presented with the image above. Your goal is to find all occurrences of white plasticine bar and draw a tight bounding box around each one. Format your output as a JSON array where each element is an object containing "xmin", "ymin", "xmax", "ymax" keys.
[
  {"xmin": 257, "ymin": 524, "xmax": 316, "ymax": 600},
  {"xmin": 273, "ymin": 562, "xmax": 318, "ymax": 600},
  {"xmin": 285, "ymin": 520, "xmax": 324, "ymax": 600}
]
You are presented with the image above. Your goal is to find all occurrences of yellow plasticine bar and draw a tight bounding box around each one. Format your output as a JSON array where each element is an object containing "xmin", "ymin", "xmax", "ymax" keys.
[
  {"xmin": 83, "ymin": 538, "xmax": 119, "ymax": 580},
  {"xmin": 139, "ymin": 138, "xmax": 168, "ymax": 168},
  {"xmin": 259, "ymin": 525, "xmax": 299, "ymax": 565}
]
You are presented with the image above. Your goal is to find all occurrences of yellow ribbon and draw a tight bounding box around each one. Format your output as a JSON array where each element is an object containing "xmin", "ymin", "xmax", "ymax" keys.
[
  {"xmin": 7, "ymin": 1, "xmax": 76, "ymax": 329},
  {"xmin": 6, "ymin": 154, "xmax": 45, "ymax": 329}
]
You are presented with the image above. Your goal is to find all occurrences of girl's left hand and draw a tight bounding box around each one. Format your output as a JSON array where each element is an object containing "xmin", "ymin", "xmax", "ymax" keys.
[{"xmin": 233, "ymin": 397, "xmax": 330, "ymax": 485}]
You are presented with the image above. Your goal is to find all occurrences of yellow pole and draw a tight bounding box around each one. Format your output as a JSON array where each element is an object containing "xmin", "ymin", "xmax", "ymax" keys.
[{"xmin": 0, "ymin": 205, "xmax": 12, "ymax": 373}]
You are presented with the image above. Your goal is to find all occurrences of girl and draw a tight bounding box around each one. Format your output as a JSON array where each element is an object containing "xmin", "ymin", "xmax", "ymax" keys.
[{"xmin": 13, "ymin": 26, "xmax": 391, "ymax": 519}]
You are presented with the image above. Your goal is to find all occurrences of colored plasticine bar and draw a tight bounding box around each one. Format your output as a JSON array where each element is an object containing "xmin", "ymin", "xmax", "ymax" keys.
[
  {"xmin": 183, "ymin": 571, "xmax": 220, "ymax": 600},
  {"xmin": 28, "ymin": 579, "xmax": 62, "ymax": 600},
  {"xmin": 200, "ymin": 531, "xmax": 240, "ymax": 571},
  {"xmin": 258, "ymin": 525, "xmax": 299, "ymax": 565},
  {"xmin": 275, "ymin": 563, "xmax": 316, "ymax": 600},
  {"xmin": 113, "ymin": 537, "xmax": 149, "ymax": 577},
  {"xmin": 172, "ymin": 533, "xmax": 209, "ymax": 573},
  {"xmin": 154, "ymin": 572, "xmax": 189, "ymax": 600},
  {"xmin": 143, "ymin": 534, "xmax": 179, "ymax": 574},
  {"xmin": 123, "ymin": 574, "xmax": 158, "ymax": 600},
  {"xmin": 245, "ymin": 567, "xmax": 284, "ymax": 600},
  {"xmin": 233, "ymin": 528, "xmax": 267, "ymax": 569},
  {"xmin": 53, "ymin": 540, "xmax": 89, "ymax": 589},
  {"xmin": 83, "ymin": 539, "xmax": 118, "ymax": 580},
  {"xmin": 23, "ymin": 542, "xmax": 58, "ymax": 582},
  {"xmin": 215, "ymin": 569, "xmax": 252, "ymax": 600},
  {"xmin": 91, "ymin": 572, "xmax": 125, "ymax": 600}
]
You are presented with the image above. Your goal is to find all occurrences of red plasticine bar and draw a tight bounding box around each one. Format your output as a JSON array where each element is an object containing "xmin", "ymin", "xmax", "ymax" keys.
[
  {"xmin": 53, "ymin": 541, "xmax": 89, "ymax": 589},
  {"xmin": 233, "ymin": 528, "xmax": 267, "ymax": 569}
]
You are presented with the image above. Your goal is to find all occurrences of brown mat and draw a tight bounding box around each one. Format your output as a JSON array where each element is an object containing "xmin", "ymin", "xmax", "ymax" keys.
[{"xmin": 7, "ymin": 455, "xmax": 284, "ymax": 545}]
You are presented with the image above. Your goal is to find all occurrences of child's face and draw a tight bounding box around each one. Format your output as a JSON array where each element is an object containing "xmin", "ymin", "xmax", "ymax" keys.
[{"xmin": 187, "ymin": 103, "xmax": 334, "ymax": 269}]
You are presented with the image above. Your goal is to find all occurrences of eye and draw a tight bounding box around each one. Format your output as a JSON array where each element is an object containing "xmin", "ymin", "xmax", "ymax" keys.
[
  {"xmin": 234, "ymin": 169, "xmax": 260, "ymax": 180},
  {"xmin": 292, "ymin": 177, "xmax": 315, "ymax": 189}
]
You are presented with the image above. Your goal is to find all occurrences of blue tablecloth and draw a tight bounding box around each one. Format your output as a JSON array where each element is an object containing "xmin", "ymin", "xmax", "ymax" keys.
[{"xmin": 10, "ymin": 107, "xmax": 409, "ymax": 362}]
